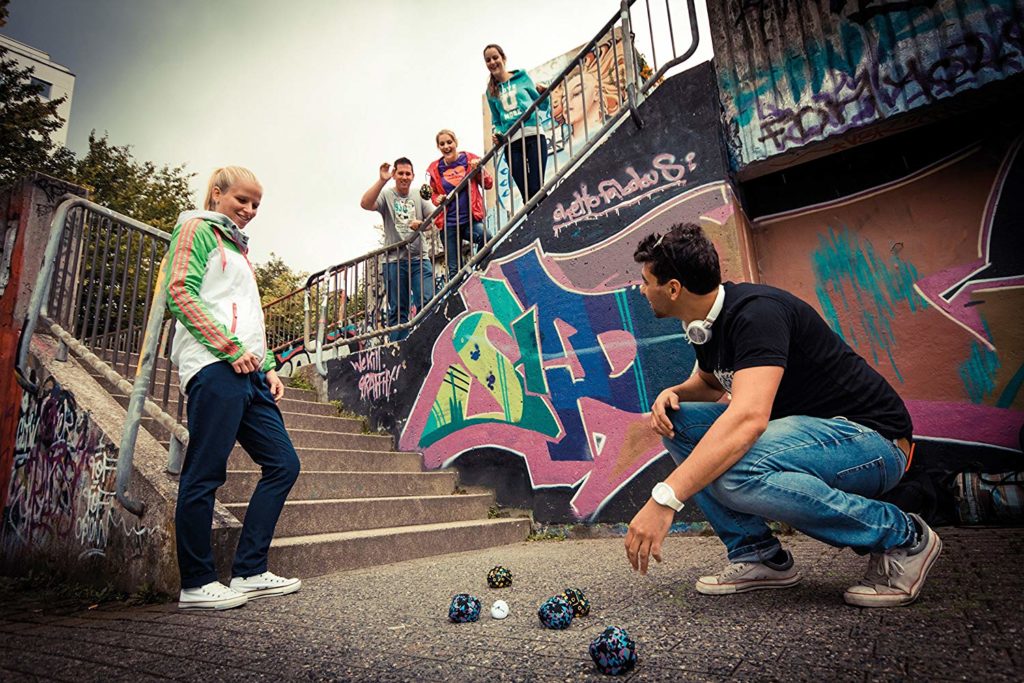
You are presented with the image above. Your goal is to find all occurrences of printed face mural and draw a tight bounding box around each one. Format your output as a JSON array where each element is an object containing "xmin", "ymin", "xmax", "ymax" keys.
[
  {"xmin": 399, "ymin": 184, "xmax": 747, "ymax": 518},
  {"xmin": 712, "ymin": 0, "xmax": 1024, "ymax": 169},
  {"xmin": 751, "ymin": 136, "xmax": 1024, "ymax": 452}
]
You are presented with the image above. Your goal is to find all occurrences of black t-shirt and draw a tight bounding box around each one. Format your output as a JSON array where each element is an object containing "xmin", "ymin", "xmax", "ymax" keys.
[{"xmin": 693, "ymin": 282, "xmax": 912, "ymax": 440}]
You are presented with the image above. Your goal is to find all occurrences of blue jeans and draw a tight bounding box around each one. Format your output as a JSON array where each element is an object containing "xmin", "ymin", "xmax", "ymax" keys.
[
  {"xmin": 443, "ymin": 220, "xmax": 489, "ymax": 280},
  {"xmin": 383, "ymin": 258, "xmax": 434, "ymax": 342},
  {"xmin": 177, "ymin": 363, "xmax": 300, "ymax": 588},
  {"xmin": 505, "ymin": 134, "xmax": 548, "ymax": 203},
  {"xmin": 664, "ymin": 403, "xmax": 913, "ymax": 562}
]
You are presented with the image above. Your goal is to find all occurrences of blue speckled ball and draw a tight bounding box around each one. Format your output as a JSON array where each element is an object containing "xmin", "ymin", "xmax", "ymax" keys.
[
  {"xmin": 487, "ymin": 565, "xmax": 513, "ymax": 588},
  {"xmin": 448, "ymin": 593, "xmax": 481, "ymax": 622},
  {"xmin": 589, "ymin": 626, "xmax": 637, "ymax": 675},
  {"xmin": 537, "ymin": 595, "xmax": 574, "ymax": 630},
  {"xmin": 562, "ymin": 587, "xmax": 591, "ymax": 617}
]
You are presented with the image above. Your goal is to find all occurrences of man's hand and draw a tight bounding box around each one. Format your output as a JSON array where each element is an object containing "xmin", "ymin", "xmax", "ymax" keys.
[
  {"xmin": 265, "ymin": 370, "xmax": 285, "ymax": 402},
  {"xmin": 230, "ymin": 351, "xmax": 261, "ymax": 374},
  {"xmin": 624, "ymin": 499, "xmax": 675, "ymax": 574},
  {"xmin": 409, "ymin": 219, "xmax": 424, "ymax": 231},
  {"xmin": 650, "ymin": 388, "xmax": 680, "ymax": 437},
  {"xmin": 379, "ymin": 162, "xmax": 393, "ymax": 182}
]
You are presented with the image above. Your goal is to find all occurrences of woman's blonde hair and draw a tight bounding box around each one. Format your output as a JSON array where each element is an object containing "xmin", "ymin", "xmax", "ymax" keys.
[
  {"xmin": 435, "ymin": 129, "xmax": 458, "ymax": 146},
  {"xmin": 204, "ymin": 166, "xmax": 261, "ymax": 211}
]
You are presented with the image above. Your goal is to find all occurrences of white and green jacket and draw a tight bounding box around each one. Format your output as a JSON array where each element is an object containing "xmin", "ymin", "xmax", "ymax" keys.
[{"xmin": 164, "ymin": 210, "xmax": 274, "ymax": 393}]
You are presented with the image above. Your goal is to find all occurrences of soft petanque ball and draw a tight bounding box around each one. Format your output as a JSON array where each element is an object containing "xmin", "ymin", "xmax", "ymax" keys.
[
  {"xmin": 487, "ymin": 565, "xmax": 513, "ymax": 588},
  {"xmin": 448, "ymin": 593, "xmax": 481, "ymax": 623},
  {"xmin": 562, "ymin": 587, "xmax": 591, "ymax": 617},
  {"xmin": 490, "ymin": 600, "xmax": 510, "ymax": 620},
  {"xmin": 537, "ymin": 595, "xmax": 574, "ymax": 630},
  {"xmin": 589, "ymin": 626, "xmax": 637, "ymax": 675}
]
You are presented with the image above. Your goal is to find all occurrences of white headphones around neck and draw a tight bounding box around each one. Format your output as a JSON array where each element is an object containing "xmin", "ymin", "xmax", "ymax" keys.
[{"xmin": 684, "ymin": 285, "xmax": 725, "ymax": 345}]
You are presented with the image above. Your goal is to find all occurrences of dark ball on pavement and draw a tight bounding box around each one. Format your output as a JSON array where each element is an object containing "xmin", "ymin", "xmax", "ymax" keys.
[
  {"xmin": 448, "ymin": 593, "xmax": 481, "ymax": 622},
  {"xmin": 589, "ymin": 626, "xmax": 637, "ymax": 675},
  {"xmin": 562, "ymin": 587, "xmax": 591, "ymax": 616},
  {"xmin": 487, "ymin": 565, "xmax": 513, "ymax": 588},
  {"xmin": 537, "ymin": 595, "xmax": 574, "ymax": 630}
]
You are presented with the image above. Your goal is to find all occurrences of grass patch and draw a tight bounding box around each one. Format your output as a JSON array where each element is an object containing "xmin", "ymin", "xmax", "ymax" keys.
[{"xmin": 288, "ymin": 373, "xmax": 314, "ymax": 391}]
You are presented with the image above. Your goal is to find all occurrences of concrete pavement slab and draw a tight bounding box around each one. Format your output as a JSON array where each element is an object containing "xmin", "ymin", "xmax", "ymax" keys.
[{"xmin": 1, "ymin": 528, "xmax": 1022, "ymax": 681}]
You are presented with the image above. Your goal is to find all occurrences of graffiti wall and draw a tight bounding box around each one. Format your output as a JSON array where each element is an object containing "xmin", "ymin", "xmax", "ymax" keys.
[
  {"xmin": 1, "ymin": 373, "xmax": 154, "ymax": 563},
  {"xmin": 710, "ymin": 0, "xmax": 1024, "ymax": 171},
  {"xmin": 329, "ymin": 65, "xmax": 756, "ymax": 522},
  {"xmin": 748, "ymin": 124, "xmax": 1024, "ymax": 462}
]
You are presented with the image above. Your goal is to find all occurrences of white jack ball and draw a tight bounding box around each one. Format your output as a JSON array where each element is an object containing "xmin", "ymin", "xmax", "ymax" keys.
[{"xmin": 490, "ymin": 600, "xmax": 510, "ymax": 620}]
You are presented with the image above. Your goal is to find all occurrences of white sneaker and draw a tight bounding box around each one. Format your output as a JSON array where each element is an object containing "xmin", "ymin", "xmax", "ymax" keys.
[
  {"xmin": 229, "ymin": 571, "xmax": 302, "ymax": 599},
  {"xmin": 844, "ymin": 513, "xmax": 942, "ymax": 608},
  {"xmin": 696, "ymin": 550, "xmax": 802, "ymax": 595},
  {"xmin": 178, "ymin": 581, "xmax": 248, "ymax": 610}
]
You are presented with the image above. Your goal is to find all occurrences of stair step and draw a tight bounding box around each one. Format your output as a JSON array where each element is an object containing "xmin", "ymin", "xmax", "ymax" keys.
[
  {"xmin": 87, "ymin": 367, "xmax": 317, "ymax": 402},
  {"xmin": 142, "ymin": 411, "xmax": 362, "ymax": 434},
  {"xmin": 286, "ymin": 429, "xmax": 392, "ymax": 450},
  {"xmin": 229, "ymin": 447, "xmax": 422, "ymax": 472},
  {"xmin": 219, "ymin": 470, "xmax": 458, "ymax": 503},
  {"xmin": 225, "ymin": 493, "xmax": 494, "ymax": 536},
  {"xmin": 268, "ymin": 518, "xmax": 532, "ymax": 578}
]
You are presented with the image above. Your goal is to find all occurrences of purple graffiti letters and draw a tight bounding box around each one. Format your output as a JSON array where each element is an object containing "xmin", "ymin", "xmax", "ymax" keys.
[{"xmin": 551, "ymin": 153, "xmax": 698, "ymax": 235}]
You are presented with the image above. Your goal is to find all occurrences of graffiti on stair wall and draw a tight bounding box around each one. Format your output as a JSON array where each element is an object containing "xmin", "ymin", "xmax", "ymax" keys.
[
  {"xmin": 751, "ymin": 135, "xmax": 1024, "ymax": 453},
  {"xmin": 1, "ymin": 376, "xmax": 153, "ymax": 560},
  {"xmin": 711, "ymin": 0, "xmax": 1024, "ymax": 169}
]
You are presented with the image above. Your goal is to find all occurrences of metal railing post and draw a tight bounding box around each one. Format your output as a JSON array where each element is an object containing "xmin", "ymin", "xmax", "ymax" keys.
[{"xmin": 621, "ymin": 0, "xmax": 645, "ymax": 129}]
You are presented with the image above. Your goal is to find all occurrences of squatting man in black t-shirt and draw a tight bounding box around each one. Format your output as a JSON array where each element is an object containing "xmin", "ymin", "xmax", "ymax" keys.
[{"xmin": 624, "ymin": 222, "xmax": 941, "ymax": 607}]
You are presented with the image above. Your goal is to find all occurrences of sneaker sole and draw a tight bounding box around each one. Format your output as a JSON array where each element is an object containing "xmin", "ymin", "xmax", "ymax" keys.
[
  {"xmin": 696, "ymin": 574, "xmax": 802, "ymax": 595},
  {"xmin": 843, "ymin": 533, "xmax": 943, "ymax": 608},
  {"xmin": 232, "ymin": 579, "xmax": 302, "ymax": 600},
  {"xmin": 178, "ymin": 595, "xmax": 248, "ymax": 610}
]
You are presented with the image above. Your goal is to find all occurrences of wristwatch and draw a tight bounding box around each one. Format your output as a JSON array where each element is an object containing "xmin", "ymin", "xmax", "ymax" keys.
[{"xmin": 652, "ymin": 482, "xmax": 684, "ymax": 512}]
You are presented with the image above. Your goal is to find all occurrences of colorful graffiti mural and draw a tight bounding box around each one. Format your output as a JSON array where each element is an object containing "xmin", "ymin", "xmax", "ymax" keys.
[
  {"xmin": 399, "ymin": 185, "xmax": 750, "ymax": 519},
  {"xmin": 2, "ymin": 376, "xmax": 152, "ymax": 560},
  {"xmin": 711, "ymin": 0, "xmax": 1024, "ymax": 169},
  {"xmin": 751, "ymin": 134, "xmax": 1024, "ymax": 453}
]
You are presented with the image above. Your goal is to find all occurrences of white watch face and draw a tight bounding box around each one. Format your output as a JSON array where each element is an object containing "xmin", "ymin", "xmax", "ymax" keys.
[{"xmin": 653, "ymin": 483, "xmax": 681, "ymax": 510}]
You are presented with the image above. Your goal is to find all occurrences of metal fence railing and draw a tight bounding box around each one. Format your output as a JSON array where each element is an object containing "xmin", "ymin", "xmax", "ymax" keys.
[
  {"xmin": 15, "ymin": 197, "xmax": 188, "ymax": 516},
  {"xmin": 264, "ymin": 0, "xmax": 701, "ymax": 375}
]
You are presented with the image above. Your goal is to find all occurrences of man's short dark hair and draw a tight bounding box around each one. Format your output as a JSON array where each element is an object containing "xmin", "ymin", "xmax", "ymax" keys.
[
  {"xmin": 393, "ymin": 157, "xmax": 414, "ymax": 172},
  {"xmin": 633, "ymin": 222, "xmax": 721, "ymax": 294}
]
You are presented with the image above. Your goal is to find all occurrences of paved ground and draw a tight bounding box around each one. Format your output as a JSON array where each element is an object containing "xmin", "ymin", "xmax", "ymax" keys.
[{"xmin": 1, "ymin": 527, "xmax": 1022, "ymax": 682}]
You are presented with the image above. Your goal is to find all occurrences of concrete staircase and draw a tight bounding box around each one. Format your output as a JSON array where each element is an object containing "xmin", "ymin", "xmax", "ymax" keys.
[{"xmin": 92, "ymin": 353, "xmax": 532, "ymax": 578}]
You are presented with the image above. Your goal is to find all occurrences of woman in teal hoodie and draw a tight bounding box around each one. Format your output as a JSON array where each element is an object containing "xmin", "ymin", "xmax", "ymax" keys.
[{"xmin": 484, "ymin": 43, "xmax": 550, "ymax": 204}]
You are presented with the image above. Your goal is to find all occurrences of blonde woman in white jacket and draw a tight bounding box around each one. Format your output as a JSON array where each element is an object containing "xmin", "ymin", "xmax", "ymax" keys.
[{"xmin": 165, "ymin": 166, "xmax": 301, "ymax": 610}]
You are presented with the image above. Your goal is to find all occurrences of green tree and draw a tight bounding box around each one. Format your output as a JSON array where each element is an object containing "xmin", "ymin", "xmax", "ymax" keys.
[
  {"xmin": 254, "ymin": 252, "xmax": 308, "ymax": 305},
  {"xmin": 0, "ymin": 45, "xmax": 69, "ymax": 187},
  {"xmin": 255, "ymin": 253, "xmax": 309, "ymax": 349},
  {"xmin": 74, "ymin": 132, "xmax": 194, "ymax": 233}
]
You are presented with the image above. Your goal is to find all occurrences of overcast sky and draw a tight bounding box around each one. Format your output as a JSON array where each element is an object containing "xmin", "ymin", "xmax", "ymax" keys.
[{"xmin": 3, "ymin": 0, "xmax": 657, "ymax": 273}]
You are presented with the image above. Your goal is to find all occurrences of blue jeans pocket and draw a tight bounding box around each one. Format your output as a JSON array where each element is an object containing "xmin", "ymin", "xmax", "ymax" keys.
[{"xmin": 832, "ymin": 457, "xmax": 886, "ymax": 498}]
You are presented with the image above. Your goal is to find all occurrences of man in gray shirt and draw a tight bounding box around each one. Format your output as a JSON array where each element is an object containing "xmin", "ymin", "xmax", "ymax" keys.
[{"xmin": 360, "ymin": 157, "xmax": 436, "ymax": 342}]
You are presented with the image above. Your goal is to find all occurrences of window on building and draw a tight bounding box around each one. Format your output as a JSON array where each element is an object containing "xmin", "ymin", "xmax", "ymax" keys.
[{"xmin": 29, "ymin": 76, "xmax": 52, "ymax": 99}]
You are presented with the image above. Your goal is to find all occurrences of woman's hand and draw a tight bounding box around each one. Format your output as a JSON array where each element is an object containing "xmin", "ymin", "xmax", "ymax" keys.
[
  {"xmin": 468, "ymin": 158, "xmax": 480, "ymax": 171},
  {"xmin": 265, "ymin": 370, "xmax": 285, "ymax": 402},
  {"xmin": 231, "ymin": 351, "xmax": 261, "ymax": 374},
  {"xmin": 536, "ymin": 83, "xmax": 548, "ymax": 95}
]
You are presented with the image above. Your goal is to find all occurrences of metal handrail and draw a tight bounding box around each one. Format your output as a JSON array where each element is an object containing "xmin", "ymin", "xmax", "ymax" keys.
[
  {"xmin": 272, "ymin": 0, "xmax": 702, "ymax": 371},
  {"xmin": 14, "ymin": 196, "xmax": 186, "ymax": 517}
]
